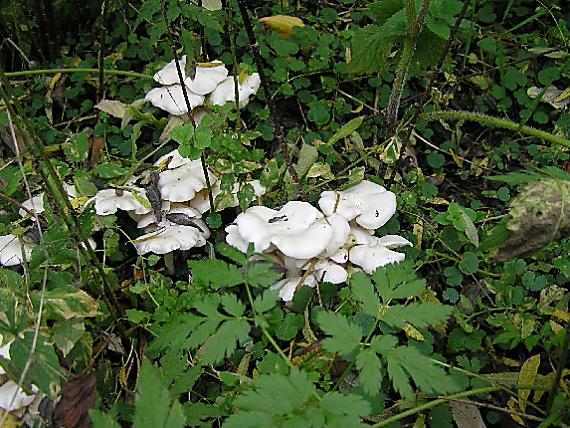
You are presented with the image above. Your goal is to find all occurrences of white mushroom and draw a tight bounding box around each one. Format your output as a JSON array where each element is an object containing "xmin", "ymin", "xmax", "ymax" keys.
[
  {"xmin": 312, "ymin": 259, "xmax": 348, "ymax": 284},
  {"xmin": 0, "ymin": 381, "xmax": 37, "ymax": 413},
  {"xmin": 153, "ymin": 55, "xmax": 188, "ymax": 85},
  {"xmin": 348, "ymin": 234, "xmax": 412, "ymax": 274},
  {"xmin": 185, "ymin": 61, "xmax": 229, "ymax": 95},
  {"xmin": 19, "ymin": 183, "xmax": 78, "ymax": 217},
  {"xmin": 145, "ymin": 85, "xmax": 204, "ymax": 116},
  {"xmin": 227, "ymin": 201, "xmax": 333, "ymax": 259},
  {"xmin": 209, "ymin": 73, "xmax": 261, "ymax": 108},
  {"xmin": 0, "ymin": 235, "xmax": 33, "ymax": 267},
  {"xmin": 271, "ymin": 274, "xmax": 316, "ymax": 302},
  {"xmin": 154, "ymin": 149, "xmax": 193, "ymax": 170},
  {"xmin": 88, "ymin": 188, "xmax": 152, "ymax": 216},
  {"xmin": 132, "ymin": 220, "xmax": 209, "ymax": 255},
  {"xmin": 318, "ymin": 180, "xmax": 397, "ymax": 230},
  {"xmin": 158, "ymin": 160, "xmax": 217, "ymax": 203}
]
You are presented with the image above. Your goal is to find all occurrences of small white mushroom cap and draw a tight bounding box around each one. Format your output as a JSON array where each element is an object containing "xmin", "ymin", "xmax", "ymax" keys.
[
  {"xmin": 19, "ymin": 183, "xmax": 78, "ymax": 217},
  {"xmin": 129, "ymin": 200, "xmax": 172, "ymax": 228},
  {"xmin": 271, "ymin": 274, "xmax": 316, "ymax": 302},
  {"xmin": 0, "ymin": 381, "xmax": 37, "ymax": 412},
  {"xmin": 158, "ymin": 160, "xmax": 217, "ymax": 203},
  {"xmin": 313, "ymin": 259, "xmax": 348, "ymax": 284},
  {"xmin": 153, "ymin": 55, "xmax": 187, "ymax": 85},
  {"xmin": 0, "ymin": 234, "xmax": 33, "ymax": 267},
  {"xmin": 348, "ymin": 234, "xmax": 412, "ymax": 274},
  {"xmin": 209, "ymin": 73, "xmax": 261, "ymax": 108},
  {"xmin": 0, "ymin": 340, "xmax": 12, "ymax": 375},
  {"xmin": 318, "ymin": 180, "xmax": 397, "ymax": 230},
  {"xmin": 322, "ymin": 214, "xmax": 350, "ymax": 257},
  {"xmin": 145, "ymin": 84, "xmax": 205, "ymax": 116},
  {"xmin": 88, "ymin": 188, "xmax": 152, "ymax": 216},
  {"xmin": 185, "ymin": 61, "xmax": 229, "ymax": 95},
  {"xmin": 132, "ymin": 220, "xmax": 209, "ymax": 255}
]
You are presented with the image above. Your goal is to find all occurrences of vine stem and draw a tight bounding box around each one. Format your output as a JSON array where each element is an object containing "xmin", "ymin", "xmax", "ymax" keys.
[
  {"xmin": 236, "ymin": 0, "xmax": 306, "ymax": 199},
  {"xmin": 419, "ymin": 110, "xmax": 570, "ymax": 148},
  {"xmin": 5, "ymin": 68, "xmax": 152, "ymax": 80},
  {"xmin": 371, "ymin": 386, "xmax": 500, "ymax": 427}
]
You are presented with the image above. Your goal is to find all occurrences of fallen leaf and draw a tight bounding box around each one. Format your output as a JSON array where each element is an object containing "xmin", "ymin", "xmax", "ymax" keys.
[
  {"xmin": 259, "ymin": 15, "xmax": 304, "ymax": 38},
  {"xmin": 95, "ymin": 99, "xmax": 128, "ymax": 118},
  {"xmin": 450, "ymin": 400, "xmax": 487, "ymax": 428},
  {"xmin": 54, "ymin": 372, "xmax": 97, "ymax": 428},
  {"xmin": 527, "ymin": 86, "xmax": 570, "ymax": 109},
  {"xmin": 518, "ymin": 354, "xmax": 540, "ymax": 412}
]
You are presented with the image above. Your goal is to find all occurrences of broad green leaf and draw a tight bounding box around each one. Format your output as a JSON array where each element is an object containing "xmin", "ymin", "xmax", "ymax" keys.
[
  {"xmin": 32, "ymin": 287, "xmax": 100, "ymax": 320},
  {"xmin": 351, "ymin": 272, "xmax": 380, "ymax": 317},
  {"xmin": 295, "ymin": 143, "xmax": 318, "ymax": 178},
  {"xmin": 329, "ymin": 117, "xmax": 365, "ymax": 145},
  {"xmin": 317, "ymin": 311, "xmax": 362, "ymax": 357},
  {"xmin": 382, "ymin": 303, "xmax": 452, "ymax": 328},
  {"xmin": 356, "ymin": 349, "xmax": 383, "ymax": 395},
  {"xmin": 133, "ymin": 359, "xmax": 186, "ymax": 428}
]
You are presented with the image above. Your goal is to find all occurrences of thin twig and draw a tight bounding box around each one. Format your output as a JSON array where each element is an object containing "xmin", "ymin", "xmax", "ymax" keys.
[
  {"xmin": 445, "ymin": 397, "xmax": 544, "ymax": 422},
  {"xmin": 236, "ymin": 0, "xmax": 306, "ymax": 199},
  {"xmin": 0, "ymin": 192, "xmax": 47, "ymax": 226}
]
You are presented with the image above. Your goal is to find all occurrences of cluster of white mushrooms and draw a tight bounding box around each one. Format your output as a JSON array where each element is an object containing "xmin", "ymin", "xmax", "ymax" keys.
[
  {"xmin": 144, "ymin": 55, "xmax": 261, "ymax": 116},
  {"xmin": 226, "ymin": 180, "xmax": 411, "ymax": 301},
  {"xmin": 0, "ymin": 336, "xmax": 43, "ymax": 425}
]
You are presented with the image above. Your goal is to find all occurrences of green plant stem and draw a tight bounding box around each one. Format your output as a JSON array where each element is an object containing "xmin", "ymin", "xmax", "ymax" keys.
[
  {"xmin": 372, "ymin": 386, "xmax": 500, "ymax": 427},
  {"xmin": 5, "ymin": 68, "xmax": 152, "ymax": 80},
  {"xmin": 419, "ymin": 110, "xmax": 570, "ymax": 148}
]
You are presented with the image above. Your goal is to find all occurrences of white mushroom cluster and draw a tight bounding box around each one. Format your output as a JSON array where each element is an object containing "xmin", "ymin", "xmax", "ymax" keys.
[
  {"xmin": 225, "ymin": 180, "xmax": 411, "ymax": 301},
  {"xmin": 0, "ymin": 337, "xmax": 43, "ymax": 425},
  {"xmin": 87, "ymin": 149, "xmax": 265, "ymax": 266},
  {"xmin": 144, "ymin": 56, "xmax": 261, "ymax": 116}
]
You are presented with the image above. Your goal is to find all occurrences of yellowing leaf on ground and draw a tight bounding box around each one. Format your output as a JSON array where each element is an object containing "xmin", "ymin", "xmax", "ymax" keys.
[
  {"xmin": 518, "ymin": 354, "xmax": 540, "ymax": 412},
  {"xmin": 259, "ymin": 15, "xmax": 304, "ymax": 38},
  {"xmin": 553, "ymin": 309, "xmax": 570, "ymax": 322}
]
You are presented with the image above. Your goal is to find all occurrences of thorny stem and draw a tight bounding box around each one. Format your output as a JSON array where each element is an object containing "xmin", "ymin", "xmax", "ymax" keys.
[
  {"xmin": 5, "ymin": 68, "xmax": 152, "ymax": 80},
  {"xmin": 161, "ymin": 2, "xmax": 216, "ymax": 214},
  {"xmin": 402, "ymin": 0, "xmax": 471, "ymax": 145},
  {"xmin": 236, "ymin": 0, "xmax": 306, "ymax": 199},
  {"xmin": 419, "ymin": 110, "xmax": 570, "ymax": 148},
  {"xmin": 386, "ymin": 0, "xmax": 430, "ymax": 133}
]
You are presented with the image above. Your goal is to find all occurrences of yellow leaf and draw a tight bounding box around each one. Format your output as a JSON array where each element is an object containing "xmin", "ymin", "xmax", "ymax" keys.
[
  {"xmin": 549, "ymin": 320, "xmax": 563, "ymax": 334},
  {"xmin": 0, "ymin": 410, "xmax": 19, "ymax": 428},
  {"xmin": 518, "ymin": 354, "xmax": 540, "ymax": 412},
  {"xmin": 553, "ymin": 309, "xmax": 570, "ymax": 322},
  {"xmin": 403, "ymin": 323, "xmax": 424, "ymax": 341},
  {"xmin": 502, "ymin": 357, "xmax": 521, "ymax": 368},
  {"xmin": 259, "ymin": 15, "xmax": 304, "ymax": 38},
  {"xmin": 507, "ymin": 398, "xmax": 524, "ymax": 426}
]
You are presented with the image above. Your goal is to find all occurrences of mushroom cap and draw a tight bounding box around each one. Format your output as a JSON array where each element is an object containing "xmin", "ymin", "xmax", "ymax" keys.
[
  {"xmin": 313, "ymin": 259, "xmax": 348, "ymax": 284},
  {"xmin": 19, "ymin": 183, "xmax": 77, "ymax": 217},
  {"xmin": 209, "ymin": 73, "xmax": 261, "ymax": 108},
  {"xmin": 153, "ymin": 55, "xmax": 187, "ymax": 85},
  {"xmin": 348, "ymin": 235, "xmax": 411, "ymax": 275},
  {"xmin": 158, "ymin": 160, "xmax": 217, "ymax": 203},
  {"xmin": 132, "ymin": 220, "xmax": 209, "ymax": 255},
  {"xmin": 225, "ymin": 224, "xmax": 249, "ymax": 253},
  {"xmin": 88, "ymin": 188, "xmax": 152, "ymax": 216},
  {"xmin": 322, "ymin": 214, "xmax": 350, "ymax": 257},
  {"xmin": 0, "ymin": 234, "xmax": 33, "ymax": 267},
  {"xmin": 231, "ymin": 201, "xmax": 330, "ymax": 258},
  {"xmin": 271, "ymin": 274, "xmax": 316, "ymax": 302},
  {"xmin": 318, "ymin": 180, "xmax": 397, "ymax": 230},
  {"xmin": 145, "ymin": 84, "xmax": 204, "ymax": 116},
  {"xmin": 185, "ymin": 61, "xmax": 229, "ymax": 95},
  {"xmin": 189, "ymin": 184, "xmax": 221, "ymax": 214},
  {"xmin": 0, "ymin": 380, "xmax": 36, "ymax": 412},
  {"xmin": 129, "ymin": 200, "xmax": 172, "ymax": 228},
  {"xmin": 0, "ymin": 340, "xmax": 12, "ymax": 375}
]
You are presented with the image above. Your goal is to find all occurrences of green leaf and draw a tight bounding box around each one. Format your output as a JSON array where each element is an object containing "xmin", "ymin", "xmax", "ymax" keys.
[
  {"xmin": 215, "ymin": 243, "xmax": 248, "ymax": 265},
  {"xmin": 94, "ymin": 163, "xmax": 130, "ymax": 179},
  {"xmin": 201, "ymin": 319, "xmax": 251, "ymax": 365},
  {"xmin": 221, "ymin": 294, "xmax": 245, "ymax": 317},
  {"xmin": 320, "ymin": 391, "xmax": 371, "ymax": 417},
  {"xmin": 385, "ymin": 346, "xmax": 458, "ymax": 398},
  {"xmin": 351, "ymin": 272, "xmax": 380, "ymax": 317},
  {"xmin": 253, "ymin": 290, "xmax": 279, "ymax": 313},
  {"xmin": 188, "ymin": 259, "xmax": 243, "ymax": 289},
  {"xmin": 91, "ymin": 410, "xmax": 121, "ymax": 428},
  {"xmin": 133, "ymin": 358, "xmax": 186, "ymax": 428},
  {"xmin": 171, "ymin": 123, "xmax": 195, "ymax": 145},
  {"xmin": 382, "ymin": 303, "xmax": 452, "ymax": 328},
  {"xmin": 329, "ymin": 116, "xmax": 365, "ymax": 145},
  {"xmin": 370, "ymin": 334, "xmax": 398, "ymax": 353},
  {"xmin": 317, "ymin": 311, "xmax": 362, "ymax": 357},
  {"xmin": 247, "ymin": 263, "xmax": 282, "ymax": 288},
  {"xmin": 295, "ymin": 143, "xmax": 319, "ymax": 179},
  {"xmin": 356, "ymin": 349, "xmax": 383, "ymax": 395},
  {"xmin": 372, "ymin": 261, "xmax": 423, "ymax": 303},
  {"xmin": 32, "ymin": 286, "xmax": 100, "ymax": 320}
]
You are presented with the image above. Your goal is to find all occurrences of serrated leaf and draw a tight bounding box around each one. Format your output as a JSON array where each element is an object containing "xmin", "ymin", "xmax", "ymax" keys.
[
  {"xmin": 356, "ymin": 349, "xmax": 383, "ymax": 395},
  {"xmin": 382, "ymin": 303, "xmax": 452, "ymax": 329},
  {"xmin": 253, "ymin": 290, "xmax": 279, "ymax": 313},
  {"xmin": 201, "ymin": 319, "xmax": 250, "ymax": 365},
  {"xmin": 370, "ymin": 334, "xmax": 398, "ymax": 353},
  {"xmin": 351, "ymin": 272, "xmax": 380, "ymax": 317},
  {"xmin": 317, "ymin": 311, "xmax": 363, "ymax": 357},
  {"xmin": 188, "ymin": 259, "xmax": 243, "ymax": 289},
  {"xmin": 133, "ymin": 359, "xmax": 186, "ymax": 428},
  {"xmin": 221, "ymin": 294, "xmax": 245, "ymax": 317},
  {"xmin": 372, "ymin": 261, "xmax": 422, "ymax": 303},
  {"xmin": 385, "ymin": 346, "xmax": 458, "ymax": 398},
  {"xmin": 247, "ymin": 263, "xmax": 282, "ymax": 288},
  {"xmin": 320, "ymin": 391, "xmax": 371, "ymax": 417}
]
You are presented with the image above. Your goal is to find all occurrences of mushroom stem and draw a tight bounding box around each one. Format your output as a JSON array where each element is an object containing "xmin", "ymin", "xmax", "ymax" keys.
[{"xmin": 164, "ymin": 252, "xmax": 175, "ymax": 275}]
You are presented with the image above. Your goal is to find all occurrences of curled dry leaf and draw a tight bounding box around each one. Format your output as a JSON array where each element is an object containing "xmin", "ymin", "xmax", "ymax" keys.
[
  {"xmin": 259, "ymin": 15, "xmax": 304, "ymax": 38},
  {"xmin": 54, "ymin": 372, "xmax": 97, "ymax": 428},
  {"xmin": 494, "ymin": 179, "xmax": 570, "ymax": 261}
]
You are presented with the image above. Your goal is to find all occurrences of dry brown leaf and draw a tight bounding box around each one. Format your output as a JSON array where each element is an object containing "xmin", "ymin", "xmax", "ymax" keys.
[
  {"xmin": 450, "ymin": 400, "xmax": 487, "ymax": 428},
  {"xmin": 54, "ymin": 372, "xmax": 97, "ymax": 428}
]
